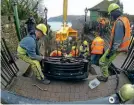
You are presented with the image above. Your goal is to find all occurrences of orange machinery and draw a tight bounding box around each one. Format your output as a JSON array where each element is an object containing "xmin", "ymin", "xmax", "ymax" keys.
[{"xmin": 55, "ymin": 0, "xmax": 78, "ymax": 42}]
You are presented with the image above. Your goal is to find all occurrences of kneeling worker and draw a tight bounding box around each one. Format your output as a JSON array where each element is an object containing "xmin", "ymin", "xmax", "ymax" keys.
[
  {"xmin": 79, "ymin": 40, "xmax": 89, "ymax": 58},
  {"xmin": 91, "ymin": 34, "xmax": 104, "ymax": 65},
  {"xmin": 17, "ymin": 24, "xmax": 50, "ymax": 84},
  {"xmin": 50, "ymin": 50, "xmax": 62, "ymax": 57},
  {"xmin": 68, "ymin": 46, "xmax": 79, "ymax": 57}
]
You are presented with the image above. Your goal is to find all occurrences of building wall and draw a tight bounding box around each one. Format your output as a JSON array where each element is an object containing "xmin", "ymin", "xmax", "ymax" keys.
[{"xmin": 90, "ymin": 11, "xmax": 99, "ymax": 21}]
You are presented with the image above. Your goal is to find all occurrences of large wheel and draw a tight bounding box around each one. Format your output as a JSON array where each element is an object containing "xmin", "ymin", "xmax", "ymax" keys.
[{"xmin": 42, "ymin": 57, "xmax": 90, "ymax": 80}]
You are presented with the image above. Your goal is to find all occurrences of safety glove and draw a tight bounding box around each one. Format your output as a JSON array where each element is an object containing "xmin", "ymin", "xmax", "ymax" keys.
[{"xmin": 42, "ymin": 56, "xmax": 48, "ymax": 61}]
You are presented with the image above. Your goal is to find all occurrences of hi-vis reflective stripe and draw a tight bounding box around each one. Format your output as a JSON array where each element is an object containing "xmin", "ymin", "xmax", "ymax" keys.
[
  {"xmin": 95, "ymin": 41, "xmax": 104, "ymax": 46},
  {"xmin": 118, "ymin": 47, "xmax": 128, "ymax": 51},
  {"xmin": 99, "ymin": 61, "xmax": 105, "ymax": 65},
  {"xmin": 95, "ymin": 43, "xmax": 104, "ymax": 46},
  {"xmin": 122, "ymin": 37, "xmax": 131, "ymax": 43},
  {"xmin": 92, "ymin": 49, "xmax": 103, "ymax": 53}
]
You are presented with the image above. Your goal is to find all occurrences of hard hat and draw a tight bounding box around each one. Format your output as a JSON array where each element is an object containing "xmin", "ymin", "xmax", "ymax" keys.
[
  {"xmin": 56, "ymin": 50, "xmax": 62, "ymax": 56},
  {"xmin": 72, "ymin": 46, "xmax": 76, "ymax": 50},
  {"xmin": 118, "ymin": 84, "xmax": 134, "ymax": 102},
  {"xmin": 36, "ymin": 24, "xmax": 47, "ymax": 35},
  {"xmin": 68, "ymin": 37, "xmax": 72, "ymax": 41},
  {"xmin": 108, "ymin": 3, "xmax": 120, "ymax": 14},
  {"xmin": 83, "ymin": 40, "xmax": 88, "ymax": 45}
]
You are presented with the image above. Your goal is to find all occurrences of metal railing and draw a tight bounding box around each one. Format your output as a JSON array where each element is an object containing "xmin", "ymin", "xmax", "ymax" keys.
[
  {"xmin": 121, "ymin": 36, "xmax": 134, "ymax": 71},
  {"xmin": 1, "ymin": 38, "xmax": 19, "ymax": 89}
]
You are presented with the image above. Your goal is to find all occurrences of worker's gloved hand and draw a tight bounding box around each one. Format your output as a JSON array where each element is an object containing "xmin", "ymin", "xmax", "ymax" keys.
[
  {"xmin": 42, "ymin": 56, "xmax": 48, "ymax": 61},
  {"xmin": 63, "ymin": 53, "xmax": 68, "ymax": 57},
  {"xmin": 66, "ymin": 55, "xmax": 71, "ymax": 58}
]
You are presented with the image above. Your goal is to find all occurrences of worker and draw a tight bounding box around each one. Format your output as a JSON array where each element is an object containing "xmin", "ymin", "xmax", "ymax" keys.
[
  {"xmin": 99, "ymin": 18, "xmax": 106, "ymax": 37},
  {"xmin": 50, "ymin": 50, "xmax": 62, "ymax": 57},
  {"xmin": 100, "ymin": 18, "xmax": 106, "ymax": 26},
  {"xmin": 91, "ymin": 35, "xmax": 104, "ymax": 65},
  {"xmin": 25, "ymin": 12, "xmax": 36, "ymax": 34},
  {"xmin": 97, "ymin": 3, "xmax": 131, "ymax": 82},
  {"xmin": 17, "ymin": 24, "xmax": 50, "ymax": 84},
  {"xmin": 79, "ymin": 40, "xmax": 89, "ymax": 58},
  {"xmin": 66, "ymin": 37, "xmax": 73, "ymax": 54},
  {"xmin": 68, "ymin": 46, "xmax": 78, "ymax": 57}
]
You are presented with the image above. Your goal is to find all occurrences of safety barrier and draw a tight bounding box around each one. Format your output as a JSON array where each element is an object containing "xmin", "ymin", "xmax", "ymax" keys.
[{"xmin": 1, "ymin": 38, "xmax": 19, "ymax": 89}]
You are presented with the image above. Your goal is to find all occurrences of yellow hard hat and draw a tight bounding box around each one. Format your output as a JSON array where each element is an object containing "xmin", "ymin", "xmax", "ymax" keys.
[
  {"xmin": 72, "ymin": 46, "xmax": 76, "ymax": 50},
  {"xmin": 118, "ymin": 84, "xmax": 134, "ymax": 102},
  {"xmin": 108, "ymin": 3, "xmax": 120, "ymax": 14},
  {"xmin": 83, "ymin": 40, "xmax": 88, "ymax": 45},
  {"xmin": 36, "ymin": 24, "xmax": 47, "ymax": 35}
]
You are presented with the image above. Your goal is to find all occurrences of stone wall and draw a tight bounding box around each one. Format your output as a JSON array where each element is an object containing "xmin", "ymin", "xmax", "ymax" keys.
[{"xmin": 1, "ymin": 16, "xmax": 19, "ymax": 53}]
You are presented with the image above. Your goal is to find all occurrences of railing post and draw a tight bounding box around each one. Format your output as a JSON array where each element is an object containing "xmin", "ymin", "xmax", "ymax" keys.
[
  {"xmin": 13, "ymin": 1, "xmax": 21, "ymax": 41},
  {"xmin": 85, "ymin": 8, "xmax": 88, "ymax": 23}
]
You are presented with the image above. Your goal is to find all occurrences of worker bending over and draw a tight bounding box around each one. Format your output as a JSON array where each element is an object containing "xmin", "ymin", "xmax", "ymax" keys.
[
  {"xmin": 68, "ymin": 46, "xmax": 79, "ymax": 57},
  {"xmin": 91, "ymin": 34, "xmax": 104, "ymax": 65},
  {"xmin": 17, "ymin": 24, "xmax": 50, "ymax": 84},
  {"xmin": 97, "ymin": 3, "xmax": 131, "ymax": 82},
  {"xmin": 79, "ymin": 40, "xmax": 89, "ymax": 58}
]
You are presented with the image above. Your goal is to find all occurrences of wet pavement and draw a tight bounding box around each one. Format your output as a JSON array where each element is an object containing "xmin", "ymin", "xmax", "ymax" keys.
[{"xmin": 8, "ymin": 72, "xmax": 130, "ymax": 102}]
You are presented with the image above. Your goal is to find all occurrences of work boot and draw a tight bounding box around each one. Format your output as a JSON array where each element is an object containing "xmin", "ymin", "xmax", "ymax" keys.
[
  {"xmin": 41, "ymin": 78, "xmax": 51, "ymax": 84},
  {"xmin": 97, "ymin": 76, "xmax": 108, "ymax": 82}
]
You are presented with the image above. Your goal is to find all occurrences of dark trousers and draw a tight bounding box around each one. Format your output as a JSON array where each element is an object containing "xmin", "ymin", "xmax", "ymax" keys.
[{"xmin": 91, "ymin": 54, "xmax": 102, "ymax": 65}]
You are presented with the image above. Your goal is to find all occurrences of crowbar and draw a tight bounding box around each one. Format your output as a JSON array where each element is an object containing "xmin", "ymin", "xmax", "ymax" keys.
[{"xmin": 32, "ymin": 84, "xmax": 47, "ymax": 91}]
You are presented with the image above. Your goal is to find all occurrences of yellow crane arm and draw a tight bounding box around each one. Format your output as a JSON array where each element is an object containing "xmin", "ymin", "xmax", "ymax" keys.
[
  {"xmin": 63, "ymin": 0, "xmax": 68, "ymax": 26},
  {"xmin": 55, "ymin": 0, "xmax": 77, "ymax": 42}
]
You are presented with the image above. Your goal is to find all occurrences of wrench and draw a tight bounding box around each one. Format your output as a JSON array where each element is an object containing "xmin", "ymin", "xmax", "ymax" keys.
[{"xmin": 32, "ymin": 84, "xmax": 47, "ymax": 91}]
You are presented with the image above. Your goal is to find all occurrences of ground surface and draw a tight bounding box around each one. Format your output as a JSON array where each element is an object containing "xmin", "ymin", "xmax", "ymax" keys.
[
  {"xmin": 7, "ymin": 52, "xmax": 130, "ymax": 102},
  {"xmin": 7, "ymin": 34, "xmax": 131, "ymax": 102},
  {"xmin": 8, "ymin": 73, "xmax": 130, "ymax": 102}
]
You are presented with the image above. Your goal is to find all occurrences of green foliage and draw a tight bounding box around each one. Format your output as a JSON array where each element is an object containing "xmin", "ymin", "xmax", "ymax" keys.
[
  {"xmin": 1, "ymin": 0, "xmax": 43, "ymax": 21},
  {"xmin": 1, "ymin": 0, "xmax": 12, "ymax": 16}
]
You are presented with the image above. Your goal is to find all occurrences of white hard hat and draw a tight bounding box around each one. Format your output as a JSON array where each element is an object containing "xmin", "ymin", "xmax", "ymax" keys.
[{"xmin": 68, "ymin": 37, "xmax": 72, "ymax": 41}]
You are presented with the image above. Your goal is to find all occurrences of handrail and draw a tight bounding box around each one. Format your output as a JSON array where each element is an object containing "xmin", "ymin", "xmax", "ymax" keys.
[{"xmin": 1, "ymin": 38, "xmax": 19, "ymax": 89}]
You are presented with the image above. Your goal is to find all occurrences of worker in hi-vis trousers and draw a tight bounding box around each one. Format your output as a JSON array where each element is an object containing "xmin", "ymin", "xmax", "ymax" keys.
[
  {"xmin": 17, "ymin": 24, "xmax": 50, "ymax": 84},
  {"xmin": 97, "ymin": 3, "xmax": 131, "ymax": 82}
]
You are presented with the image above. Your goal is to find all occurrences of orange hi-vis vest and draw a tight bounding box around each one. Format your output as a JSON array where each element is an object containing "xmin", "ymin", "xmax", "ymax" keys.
[
  {"xmin": 91, "ymin": 37, "xmax": 104, "ymax": 54},
  {"xmin": 50, "ymin": 50, "xmax": 62, "ymax": 57},
  {"xmin": 110, "ymin": 16, "xmax": 131, "ymax": 52},
  {"xmin": 69, "ymin": 49, "xmax": 79, "ymax": 57}
]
